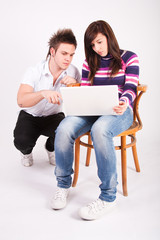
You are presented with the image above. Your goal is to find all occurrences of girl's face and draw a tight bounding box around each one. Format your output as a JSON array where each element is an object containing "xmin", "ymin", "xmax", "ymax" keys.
[{"xmin": 91, "ymin": 33, "xmax": 108, "ymax": 57}]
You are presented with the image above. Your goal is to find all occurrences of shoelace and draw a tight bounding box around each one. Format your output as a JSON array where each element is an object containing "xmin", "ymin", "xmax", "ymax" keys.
[
  {"xmin": 23, "ymin": 155, "xmax": 32, "ymax": 159},
  {"xmin": 54, "ymin": 188, "xmax": 68, "ymax": 200},
  {"xmin": 87, "ymin": 199, "xmax": 105, "ymax": 213},
  {"xmin": 21, "ymin": 153, "xmax": 32, "ymax": 159}
]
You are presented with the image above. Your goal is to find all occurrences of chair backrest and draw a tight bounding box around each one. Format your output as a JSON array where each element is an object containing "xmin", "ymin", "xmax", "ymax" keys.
[{"xmin": 133, "ymin": 84, "xmax": 147, "ymax": 130}]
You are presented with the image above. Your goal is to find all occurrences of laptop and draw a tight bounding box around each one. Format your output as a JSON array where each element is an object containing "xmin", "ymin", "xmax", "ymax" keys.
[{"xmin": 60, "ymin": 85, "xmax": 119, "ymax": 116}]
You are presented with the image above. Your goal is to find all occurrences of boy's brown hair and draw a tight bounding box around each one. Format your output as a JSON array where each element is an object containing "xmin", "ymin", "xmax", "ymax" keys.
[{"xmin": 46, "ymin": 29, "xmax": 77, "ymax": 58}]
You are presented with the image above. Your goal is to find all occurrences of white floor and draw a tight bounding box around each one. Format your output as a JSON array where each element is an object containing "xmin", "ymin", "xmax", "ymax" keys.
[{"xmin": 0, "ymin": 134, "xmax": 160, "ymax": 240}]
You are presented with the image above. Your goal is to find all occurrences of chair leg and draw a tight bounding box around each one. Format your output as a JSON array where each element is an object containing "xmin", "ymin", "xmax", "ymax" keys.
[
  {"xmin": 86, "ymin": 134, "xmax": 92, "ymax": 166},
  {"xmin": 121, "ymin": 136, "xmax": 128, "ymax": 196},
  {"xmin": 72, "ymin": 137, "xmax": 80, "ymax": 187},
  {"xmin": 132, "ymin": 134, "xmax": 140, "ymax": 172}
]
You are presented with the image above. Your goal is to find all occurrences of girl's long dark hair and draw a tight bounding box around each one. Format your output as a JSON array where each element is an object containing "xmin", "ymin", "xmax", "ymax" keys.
[{"xmin": 84, "ymin": 20, "xmax": 122, "ymax": 84}]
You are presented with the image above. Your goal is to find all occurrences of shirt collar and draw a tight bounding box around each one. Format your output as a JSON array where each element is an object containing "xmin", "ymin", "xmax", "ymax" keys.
[
  {"xmin": 101, "ymin": 52, "xmax": 113, "ymax": 60},
  {"xmin": 44, "ymin": 58, "xmax": 52, "ymax": 76},
  {"xmin": 43, "ymin": 57, "xmax": 68, "ymax": 78}
]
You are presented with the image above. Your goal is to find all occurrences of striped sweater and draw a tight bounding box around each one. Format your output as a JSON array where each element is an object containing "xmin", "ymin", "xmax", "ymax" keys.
[{"xmin": 81, "ymin": 50, "xmax": 139, "ymax": 110}]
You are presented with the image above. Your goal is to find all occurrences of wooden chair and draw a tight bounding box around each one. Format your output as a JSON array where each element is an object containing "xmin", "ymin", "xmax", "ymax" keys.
[{"xmin": 72, "ymin": 84, "xmax": 147, "ymax": 196}]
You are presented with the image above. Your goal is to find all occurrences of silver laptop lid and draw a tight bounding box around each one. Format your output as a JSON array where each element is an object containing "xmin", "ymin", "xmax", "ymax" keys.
[{"xmin": 60, "ymin": 85, "xmax": 119, "ymax": 116}]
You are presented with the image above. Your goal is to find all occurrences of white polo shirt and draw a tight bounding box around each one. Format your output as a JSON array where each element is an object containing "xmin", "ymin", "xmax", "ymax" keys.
[{"xmin": 21, "ymin": 59, "xmax": 81, "ymax": 117}]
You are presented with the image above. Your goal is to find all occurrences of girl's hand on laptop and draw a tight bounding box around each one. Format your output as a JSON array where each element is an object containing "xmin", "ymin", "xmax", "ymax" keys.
[
  {"xmin": 60, "ymin": 76, "xmax": 76, "ymax": 85},
  {"xmin": 113, "ymin": 101, "xmax": 127, "ymax": 115}
]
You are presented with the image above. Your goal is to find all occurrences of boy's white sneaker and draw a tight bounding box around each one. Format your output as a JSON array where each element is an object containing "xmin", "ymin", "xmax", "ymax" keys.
[
  {"xmin": 21, "ymin": 152, "xmax": 33, "ymax": 167},
  {"xmin": 51, "ymin": 187, "xmax": 69, "ymax": 210},
  {"xmin": 79, "ymin": 198, "xmax": 116, "ymax": 220},
  {"xmin": 46, "ymin": 149, "xmax": 56, "ymax": 165}
]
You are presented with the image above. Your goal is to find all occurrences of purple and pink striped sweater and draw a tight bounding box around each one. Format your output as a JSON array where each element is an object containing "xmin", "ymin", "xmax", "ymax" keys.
[{"xmin": 81, "ymin": 50, "xmax": 139, "ymax": 110}]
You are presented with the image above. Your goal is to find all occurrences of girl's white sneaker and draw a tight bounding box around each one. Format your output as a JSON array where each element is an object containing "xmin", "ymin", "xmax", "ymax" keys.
[
  {"xmin": 51, "ymin": 187, "xmax": 69, "ymax": 210},
  {"xmin": 79, "ymin": 198, "xmax": 116, "ymax": 220}
]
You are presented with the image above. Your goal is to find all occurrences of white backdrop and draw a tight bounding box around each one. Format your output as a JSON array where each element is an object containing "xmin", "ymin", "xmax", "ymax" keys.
[
  {"xmin": 0, "ymin": 1, "xmax": 160, "ymax": 239},
  {"xmin": 0, "ymin": 0, "xmax": 159, "ymax": 150}
]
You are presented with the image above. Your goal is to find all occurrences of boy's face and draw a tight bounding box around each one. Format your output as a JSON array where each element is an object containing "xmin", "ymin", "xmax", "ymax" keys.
[{"xmin": 51, "ymin": 43, "xmax": 75, "ymax": 70}]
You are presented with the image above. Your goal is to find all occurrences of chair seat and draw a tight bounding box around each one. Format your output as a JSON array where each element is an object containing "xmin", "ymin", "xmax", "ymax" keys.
[
  {"xmin": 79, "ymin": 120, "xmax": 139, "ymax": 142},
  {"xmin": 78, "ymin": 121, "xmax": 139, "ymax": 151},
  {"xmin": 117, "ymin": 120, "xmax": 139, "ymax": 136}
]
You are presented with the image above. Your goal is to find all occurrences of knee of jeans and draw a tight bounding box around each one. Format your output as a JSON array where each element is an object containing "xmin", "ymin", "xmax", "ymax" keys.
[
  {"xmin": 91, "ymin": 121, "xmax": 112, "ymax": 141},
  {"xmin": 55, "ymin": 120, "xmax": 75, "ymax": 144}
]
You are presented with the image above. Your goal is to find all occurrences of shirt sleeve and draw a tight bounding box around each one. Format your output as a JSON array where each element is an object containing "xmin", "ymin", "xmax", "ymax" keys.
[
  {"xmin": 66, "ymin": 64, "xmax": 81, "ymax": 83},
  {"xmin": 21, "ymin": 67, "xmax": 38, "ymax": 88},
  {"xmin": 74, "ymin": 67, "xmax": 81, "ymax": 83},
  {"xmin": 81, "ymin": 60, "xmax": 91, "ymax": 86},
  {"xmin": 120, "ymin": 52, "xmax": 139, "ymax": 106}
]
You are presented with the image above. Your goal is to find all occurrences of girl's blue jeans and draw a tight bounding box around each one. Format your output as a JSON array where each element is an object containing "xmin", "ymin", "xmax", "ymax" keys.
[{"xmin": 54, "ymin": 107, "xmax": 133, "ymax": 202}]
